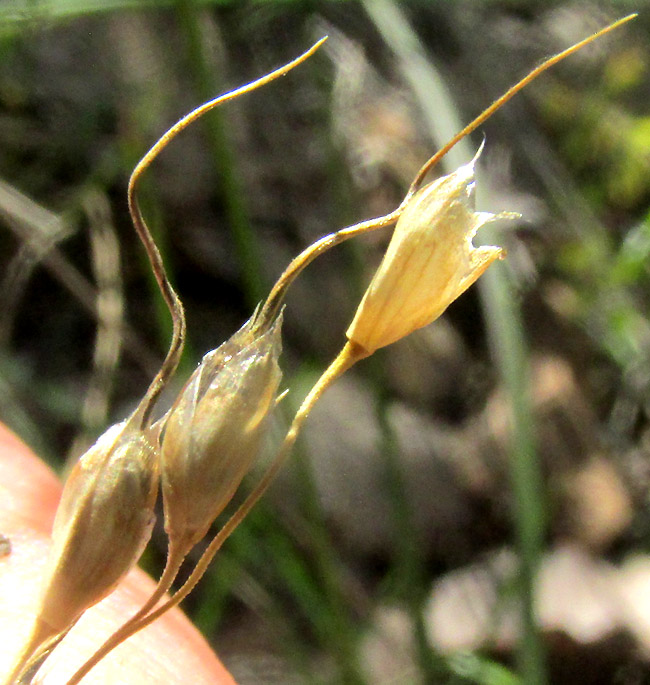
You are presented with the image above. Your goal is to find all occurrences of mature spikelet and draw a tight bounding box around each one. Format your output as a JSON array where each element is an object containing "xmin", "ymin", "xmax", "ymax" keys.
[
  {"xmin": 6, "ymin": 420, "xmax": 159, "ymax": 682},
  {"xmin": 160, "ymin": 314, "xmax": 283, "ymax": 551},
  {"xmin": 39, "ymin": 421, "xmax": 158, "ymax": 627},
  {"xmin": 40, "ymin": 426, "xmax": 156, "ymax": 637},
  {"xmin": 347, "ymin": 147, "xmax": 517, "ymax": 354}
]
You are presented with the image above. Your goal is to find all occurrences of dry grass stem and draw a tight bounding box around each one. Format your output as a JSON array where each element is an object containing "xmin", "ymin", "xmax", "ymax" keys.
[
  {"xmin": 66, "ymin": 340, "xmax": 367, "ymax": 685},
  {"xmin": 68, "ymin": 191, "xmax": 124, "ymax": 463},
  {"xmin": 127, "ymin": 37, "xmax": 327, "ymax": 429}
]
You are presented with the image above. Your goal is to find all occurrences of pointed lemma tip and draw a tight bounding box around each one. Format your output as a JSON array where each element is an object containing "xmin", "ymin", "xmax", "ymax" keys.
[{"xmin": 472, "ymin": 136, "xmax": 487, "ymax": 165}]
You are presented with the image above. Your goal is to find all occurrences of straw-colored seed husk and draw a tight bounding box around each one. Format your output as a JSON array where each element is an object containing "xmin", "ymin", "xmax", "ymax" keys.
[
  {"xmin": 161, "ymin": 315, "xmax": 283, "ymax": 550},
  {"xmin": 347, "ymin": 149, "xmax": 516, "ymax": 354},
  {"xmin": 36, "ymin": 420, "xmax": 159, "ymax": 634}
]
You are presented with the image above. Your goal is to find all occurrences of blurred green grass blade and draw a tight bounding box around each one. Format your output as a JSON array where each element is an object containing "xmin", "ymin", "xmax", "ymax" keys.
[
  {"xmin": 610, "ymin": 216, "xmax": 650, "ymax": 286},
  {"xmin": 563, "ymin": 211, "xmax": 650, "ymax": 375},
  {"xmin": 370, "ymin": 357, "xmax": 451, "ymax": 682},
  {"xmin": 1, "ymin": 0, "xmax": 350, "ymax": 26},
  {"xmin": 191, "ymin": 548, "xmax": 240, "ymax": 635},
  {"xmin": 448, "ymin": 651, "xmax": 521, "ymax": 685},
  {"xmin": 480, "ymin": 267, "xmax": 546, "ymax": 684},
  {"xmin": 322, "ymin": 67, "xmax": 446, "ymax": 682},
  {"xmin": 291, "ymin": 452, "xmax": 367, "ymax": 685},
  {"xmin": 0, "ymin": 0, "xmax": 227, "ymax": 29},
  {"xmin": 192, "ymin": 516, "xmax": 321, "ymax": 683},
  {"xmin": 288, "ymin": 366, "xmax": 368, "ymax": 685},
  {"xmin": 248, "ymin": 506, "xmax": 366, "ymax": 684}
]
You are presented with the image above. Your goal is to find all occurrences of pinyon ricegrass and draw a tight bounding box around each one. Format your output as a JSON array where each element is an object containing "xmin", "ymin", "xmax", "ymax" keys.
[{"xmin": 6, "ymin": 14, "xmax": 636, "ymax": 684}]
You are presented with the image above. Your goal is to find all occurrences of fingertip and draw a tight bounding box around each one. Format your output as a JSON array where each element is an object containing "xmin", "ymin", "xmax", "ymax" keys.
[{"xmin": 0, "ymin": 423, "xmax": 61, "ymax": 535}]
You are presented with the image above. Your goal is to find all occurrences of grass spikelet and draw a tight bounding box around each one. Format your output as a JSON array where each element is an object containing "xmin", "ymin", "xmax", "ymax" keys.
[
  {"xmin": 6, "ymin": 419, "xmax": 158, "ymax": 684},
  {"xmin": 161, "ymin": 312, "xmax": 283, "ymax": 555}
]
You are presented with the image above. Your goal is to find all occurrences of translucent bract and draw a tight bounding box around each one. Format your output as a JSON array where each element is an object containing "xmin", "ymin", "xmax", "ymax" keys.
[
  {"xmin": 37, "ymin": 420, "xmax": 159, "ymax": 634},
  {"xmin": 346, "ymin": 148, "xmax": 517, "ymax": 354},
  {"xmin": 160, "ymin": 314, "xmax": 283, "ymax": 550}
]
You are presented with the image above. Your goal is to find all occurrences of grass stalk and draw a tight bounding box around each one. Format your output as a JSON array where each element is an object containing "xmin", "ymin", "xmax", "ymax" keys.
[
  {"xmin": 480, "ymin": 269, "xmax": 546, "ymax": 683},
  {"xmin": 370, "ymin": 358, "xmax": 450, "ymax": 681}
]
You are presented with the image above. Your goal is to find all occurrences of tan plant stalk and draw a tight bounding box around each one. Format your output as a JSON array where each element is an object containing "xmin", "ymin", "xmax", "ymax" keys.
[
  {"xmin": 128, "ymin": 36, "xmax": 326, "ymax": 428},
  {"xmin": 66, "ymin": 340, "xmax": 367, "ymax": 685}
]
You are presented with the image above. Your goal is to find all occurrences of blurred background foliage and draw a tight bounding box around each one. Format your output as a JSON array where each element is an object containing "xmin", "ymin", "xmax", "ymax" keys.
[{"xmin": 1, "ymin": 1, "xmax": 649, "ymax": 683}]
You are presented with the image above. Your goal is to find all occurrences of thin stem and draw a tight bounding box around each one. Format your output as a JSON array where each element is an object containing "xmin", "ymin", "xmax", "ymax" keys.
[
  {"xmin": 66, "ymin": 540, "xmax": 188, "ymax": 685},
  {"xmin": 126, "ymin": 37, "xmax": 326, "ymax": 427},
  {"xmin": 404, "ymin": 13, "xmax": 637, "ymax": 202},
  {"xmin": 70, "ymin": 341, "xmax": 367, "ymax": 667},
  {"xmin": 126, "ymin": 193, "xmax": 185, "ymax": 429},
  {"xmin": 257, "ymin": 212, "xmax": 400, "ymax": 330},
  {"xmin": 7, "ymin": 623, "xmax": 71, "ymax": 685}
]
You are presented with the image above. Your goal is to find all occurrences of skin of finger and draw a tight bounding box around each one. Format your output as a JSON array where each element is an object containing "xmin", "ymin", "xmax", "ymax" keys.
[{"xmin": 0, "ymin": 423, "xmax": 235, "ymax": 684}]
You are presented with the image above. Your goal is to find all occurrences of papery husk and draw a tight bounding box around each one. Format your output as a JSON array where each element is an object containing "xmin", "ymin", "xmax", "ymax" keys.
[
  {"xmin": 38, "ymin": 421, "xmax": 158, "ymax": 634},
  {"xmin": 161, "ymin": 314, "xmax": 283, "ymax": 550},
  {"xmin": 6, "ymin": 420, "xmax": 159, "ymax": 683},
  {"xmin": 347, "ymin": 148, "xmax": 516, "ymax": 354}
]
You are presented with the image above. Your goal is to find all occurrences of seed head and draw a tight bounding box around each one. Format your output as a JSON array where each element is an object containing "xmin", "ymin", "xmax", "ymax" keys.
[
  {"xmin": 160, "ymin": 314, "xmax": 283, "ymax": 550},
  {"xmin": 346, "ymin": 147, "xmax": 517, "ymax": 354},
  {"xmin": 35, "ymin": 420, "xmax": 159, "ymax": 636}
]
